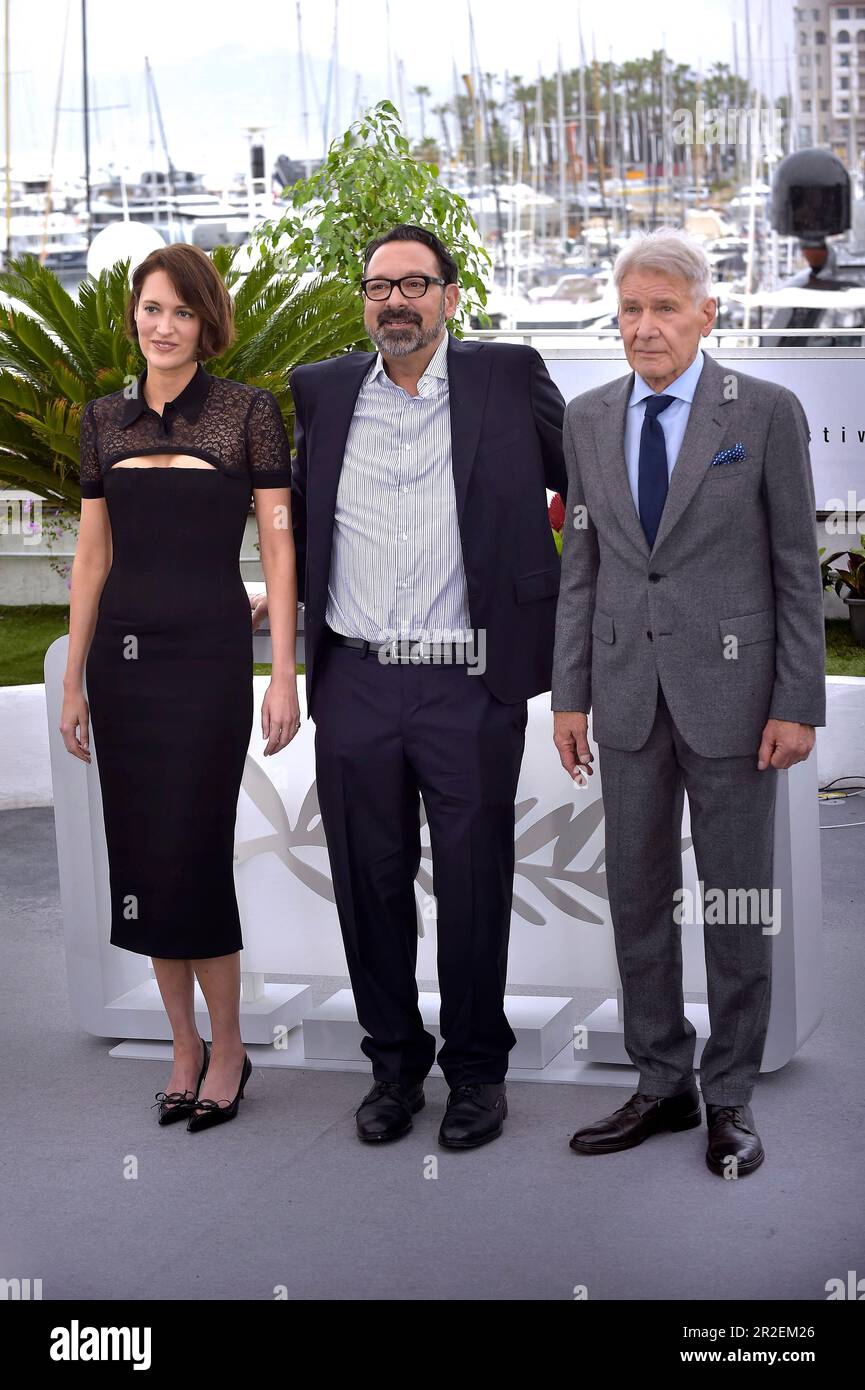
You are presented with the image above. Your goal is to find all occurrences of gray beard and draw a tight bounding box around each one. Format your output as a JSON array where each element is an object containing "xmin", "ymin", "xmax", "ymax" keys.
[{"xmin": 369, "ymin": 303, "xmax": 446, "ymax": 358}]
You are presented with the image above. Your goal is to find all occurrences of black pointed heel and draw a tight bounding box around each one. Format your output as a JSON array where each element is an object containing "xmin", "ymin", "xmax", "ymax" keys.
[
  {"xmin": 186, "ymin": 1052, "xmax": 251, "ymax": 1132},
  {"xmin": 153, "ymin": 1038, "xmax": 210, "ymax": 1125}
]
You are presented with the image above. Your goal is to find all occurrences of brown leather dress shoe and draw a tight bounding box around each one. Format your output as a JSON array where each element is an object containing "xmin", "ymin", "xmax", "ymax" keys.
[
  {"xmin": 569, "ymin": 1084, "xmax": 701, "ymax": 1154},
  {"xmin": 705, "ymin": 1103, "xmax": 764, "ymax": 1176}
]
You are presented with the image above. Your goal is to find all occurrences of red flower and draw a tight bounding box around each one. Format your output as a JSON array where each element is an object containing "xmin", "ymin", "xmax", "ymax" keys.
[{"xmin": 548, "ymin": 492, "xmax": 565, "ymax": 531}]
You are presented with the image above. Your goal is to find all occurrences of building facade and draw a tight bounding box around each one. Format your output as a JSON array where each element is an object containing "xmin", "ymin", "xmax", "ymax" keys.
[{"xmin": 794, "ymin": 3, "xmax": 865, "ymax": 162}]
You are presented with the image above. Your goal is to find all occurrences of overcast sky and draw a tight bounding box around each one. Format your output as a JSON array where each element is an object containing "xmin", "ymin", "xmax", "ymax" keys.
[{"xmin": 12, "ymin": 0, "xmax": 794, "ymax": 182}]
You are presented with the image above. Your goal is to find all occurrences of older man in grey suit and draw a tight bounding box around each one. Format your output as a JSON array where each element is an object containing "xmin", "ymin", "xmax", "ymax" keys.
[{"xmin": 552, "ymin": 227, "xmax": 826, "ymax": 1177}]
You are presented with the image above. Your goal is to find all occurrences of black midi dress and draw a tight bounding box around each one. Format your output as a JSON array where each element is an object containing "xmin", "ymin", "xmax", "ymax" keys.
[{"xmin": 78, "ymin": 364, "xmax": 292, "ymax": 958}]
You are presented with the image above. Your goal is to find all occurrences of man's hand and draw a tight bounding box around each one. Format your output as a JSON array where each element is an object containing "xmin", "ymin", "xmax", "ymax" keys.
[
  {"xmin": 249, "ymin": 591, "xmax": 268, "ymax": 631},
  {"xmin": 553, "ymin": 711, "xmax": 594, "ymax": 786},
  {"xmin": 757, "ymin": 719, "xmax": 815, "ymax": 771}
]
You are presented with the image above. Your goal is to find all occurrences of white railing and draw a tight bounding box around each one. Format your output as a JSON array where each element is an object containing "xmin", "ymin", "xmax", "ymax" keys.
[{"xmin": 466, "ymin": 327, "xmax": 865, "ymax": 348}]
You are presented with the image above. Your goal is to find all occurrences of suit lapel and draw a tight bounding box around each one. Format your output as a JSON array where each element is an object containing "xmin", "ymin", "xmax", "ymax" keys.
[
  {"xmin": 317, "ymin": 350, "xmax": 376, "ymax": 499},
  {"xmin": 314, "ymin": 350, "xmax": 375, "ymax": 520},
  {"xmin": 593, "ymin": 349, "xmax": 730, "ymax": 557},
  {"xmin": 317, "ymin": 337, "xmax": 491, "ymax": 532},
  {"xmin": 311, "ymin": 338, "xmax": 493, "ymax": 611},
  {"xmin": 310, "ymin": 350, "xmax": 374, "ymax": 615},
  {"xmin": 446, "ymin": 335, "xmax": 493, "ymax": 523}
]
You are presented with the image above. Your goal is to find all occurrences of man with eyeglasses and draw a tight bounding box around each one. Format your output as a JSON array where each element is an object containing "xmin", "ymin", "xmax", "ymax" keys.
[{"xmin": 252, "ymin": 223, "xmax": 566, "ymax": 1148}]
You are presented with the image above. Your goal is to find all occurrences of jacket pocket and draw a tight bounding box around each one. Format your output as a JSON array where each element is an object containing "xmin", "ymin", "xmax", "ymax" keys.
[
  {"xmin": 514, "ymin": 566, "xmax": 560, "ymax": 603},
  {"xmin": 591, "ymin": 608, "xmax": 615, "ymax": 643},
  {"xmin": 704, "ymin": 464, "xmax": 746, "ymax": 479},
  {"xmin": 718, "ymin": 608, "xmax": 775, "ymax": 646}
]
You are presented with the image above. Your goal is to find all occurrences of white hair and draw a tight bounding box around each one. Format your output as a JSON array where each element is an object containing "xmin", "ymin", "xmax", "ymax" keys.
[{"xmin": 612, "ymin": 227, "xmax": 713, "ymax": 306}]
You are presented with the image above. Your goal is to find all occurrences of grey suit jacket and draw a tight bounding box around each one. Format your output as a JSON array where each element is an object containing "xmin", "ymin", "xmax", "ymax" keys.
[{"xmin": 551, "ymin": 351, "xmax": 827, "ymax": 756}]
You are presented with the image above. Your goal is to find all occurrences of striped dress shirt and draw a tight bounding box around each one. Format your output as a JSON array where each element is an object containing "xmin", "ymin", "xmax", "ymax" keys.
[{"xmin": 325, "ymin": 330, "xmax": 472, "ymax": 643}]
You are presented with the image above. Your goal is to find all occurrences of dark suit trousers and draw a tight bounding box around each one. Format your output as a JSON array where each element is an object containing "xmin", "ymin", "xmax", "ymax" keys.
[
  {"xmin": 312, "ymin": 631, "xmax": 528, "ymax": 1088},
  {"xmin": 597, "ymin": 683, "xmax": 777, "ymax": 1105}
]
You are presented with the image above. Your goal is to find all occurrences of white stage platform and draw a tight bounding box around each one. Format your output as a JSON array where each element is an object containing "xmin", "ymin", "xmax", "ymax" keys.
[{"xmin": 43, "ymin": 630, "xmax": 824, "ymax": 1086}]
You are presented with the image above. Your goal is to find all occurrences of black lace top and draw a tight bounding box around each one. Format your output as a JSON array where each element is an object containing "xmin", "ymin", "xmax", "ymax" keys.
[{"xmin": 78, "ymin": 363, "xmax": 292, "ymax": 498}]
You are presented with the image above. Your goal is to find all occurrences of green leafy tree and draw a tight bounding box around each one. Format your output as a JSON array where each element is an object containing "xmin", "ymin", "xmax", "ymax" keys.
[
  {"xmin": 256, "ymin": 100, "xmax": 491, "ymax": 331},
  {"xmin": 0, "ymin": 243, "xmax": 362, "ymax": 508}
]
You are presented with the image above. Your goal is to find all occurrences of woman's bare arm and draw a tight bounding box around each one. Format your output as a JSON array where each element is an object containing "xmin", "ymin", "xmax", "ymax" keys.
[
  {"xmin": 252, "ymin": 486, "xmax": 300, "ymax": 756},
  {"xmin": 60, "ymin": 499, "xmax": 112, "ymax": 760}
]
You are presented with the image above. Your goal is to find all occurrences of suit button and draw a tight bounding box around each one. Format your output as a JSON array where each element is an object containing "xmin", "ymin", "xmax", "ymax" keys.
[
  {"xmin": 648, "ymin": 572, "xmax": 662, "ymax": 582},
  {"xmin": 646, "ymin": 631, "xmax": 654, "ymax": 641}
]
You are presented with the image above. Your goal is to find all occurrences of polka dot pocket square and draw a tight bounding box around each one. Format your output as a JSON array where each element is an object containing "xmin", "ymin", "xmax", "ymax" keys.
[{"xmin": 709, "ymin": 441, "xmax": 747, "ymax": 466}]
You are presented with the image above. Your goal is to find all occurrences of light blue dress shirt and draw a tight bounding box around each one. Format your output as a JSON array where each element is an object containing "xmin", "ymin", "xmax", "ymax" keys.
[{"xmin": 624, "ymin": 347, "xmax": 705, "ymax": 512}]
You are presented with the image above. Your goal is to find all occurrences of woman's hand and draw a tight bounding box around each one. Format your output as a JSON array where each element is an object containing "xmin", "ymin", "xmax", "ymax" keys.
[
  {"xmin": 60, "ymin": 686, "xmax": 92, "ymax": 763},
  {"xmin": 261, "ymin": 676, "xmax": 300, "ymax": 757},
  {"xmin": 250, "ymin": 591, "xmax": 268, "ymax": 631}
]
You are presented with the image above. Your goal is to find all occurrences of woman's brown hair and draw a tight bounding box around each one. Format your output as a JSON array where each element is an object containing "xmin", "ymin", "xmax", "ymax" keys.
[{"xmin": 124, "ymin": 243, "xmax": 235, "ymax": 361}]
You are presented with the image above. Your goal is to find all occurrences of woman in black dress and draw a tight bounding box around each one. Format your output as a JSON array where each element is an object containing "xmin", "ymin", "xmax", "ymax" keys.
[{"xmin": 61, "ymin": 244, "xmax": 299, "ymax": 1130}]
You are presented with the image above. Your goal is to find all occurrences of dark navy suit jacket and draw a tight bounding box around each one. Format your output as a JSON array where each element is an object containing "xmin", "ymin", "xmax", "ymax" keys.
[{"xmin": 289, "ymin": 333, "xmax": 567, "ymax": 717}]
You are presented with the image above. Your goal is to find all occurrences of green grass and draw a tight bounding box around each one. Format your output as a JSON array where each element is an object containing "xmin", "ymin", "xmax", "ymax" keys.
[
  {"xmin": 825, "ymin": 618, "xmax": 865, "ymax": 675},
  {"xmin": 0, "ymin": 605, "xmax": 71, "ymax": 686},
  {"xmin": 0, "ymin": 606, "xmax": 300, "ymax": 685},
  {"xmin": 1, "ymin": 606, "xmax": 863, "ymax": 685}
]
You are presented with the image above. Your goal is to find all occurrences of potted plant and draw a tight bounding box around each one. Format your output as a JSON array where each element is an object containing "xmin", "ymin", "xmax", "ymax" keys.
[{"xmin": 822, "ymin": 542, "xmax": 865, "ymax": 645}]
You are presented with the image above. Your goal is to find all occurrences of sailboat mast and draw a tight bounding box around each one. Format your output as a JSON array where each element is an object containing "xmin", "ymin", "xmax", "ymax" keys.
[
  {"xmin": 592, "ymin": 33, "xmax": 605, "ymax": 223},
  {"xmin": 469, "ymin": 7, "xmax": 501, "ymax": 245},
  {"xmin": 4, "ymin": 0, "xmax": 11, "ymax": 267},
  {"xmin": 743, "ymin": 6, "xmax": 760, "ymax": 330},
  {"xmin": 619, "ymin": 75, "xmax": 630, "ymax": 234},
  {"xmin": 608, "ymin": 48, "xmax": 616, "ymax": 230},
  {"xmin": 397, "ymin": 56, "xmax": 409, "ymax": 140},
  {"xmin": 386, "ymin": 0, "xmax": 394, "ymax": 106},
  {"xmin": 660, "ymin": 38, "xmax": 668, "ymax": 223},
  {"xmin": 556, "ymin": 46, "xmax": 566, "ymax": 251},
  {"xmin": 332, "ymin": 0, "xmax": 340, "ymax": 141},
  {"xmin": 578, "ymin": 11, "xmax": 589, "ymax": 233},
  {"xmin": 532, "ymin": 65, "xmax": 542, "ymax": 248},
  {"xmin": 81, "ymin": 0, "xmax": 92, "ymax": 246},
  {"xmin": 42, "ymin": 0, "xmax": 73, "ymax": 262},
  {"xmin": 466, "ymin": 2, "xmax": 485, "ymax": 242},
  {"xmin": 733, "ymin": 20, "xmax": 741, "ymax": 198},
  {"xmin": 505, "ymin": 70, "xmax": 515, "ymax": 296},
  {"xmin": 296, "ymin": 2, "xmax": 312, "ymax": 177}
]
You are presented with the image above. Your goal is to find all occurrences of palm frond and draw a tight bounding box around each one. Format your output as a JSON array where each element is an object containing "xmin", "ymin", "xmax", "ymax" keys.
[
  {"xmin": 17, "ymin": 396, "xmax": 84, "ymax": 475},
  {"xmin": 0, "ymin": 307, "xmax": 78, "ymax": 390},
  {"xmin": 0, "ymin": 242, "xmax": 368, "ymax": 507},
  {"xmin": 0, "ymin": 255, "xmax": 91, "ymax": 366}
]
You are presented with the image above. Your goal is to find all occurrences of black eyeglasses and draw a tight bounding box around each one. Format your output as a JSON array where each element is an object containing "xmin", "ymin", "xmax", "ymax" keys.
[{"xmin": 361, "ymin": 274, "xmax": 446, "ymax": 301}]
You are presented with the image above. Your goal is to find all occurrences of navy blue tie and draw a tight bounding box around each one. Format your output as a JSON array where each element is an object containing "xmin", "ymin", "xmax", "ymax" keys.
[{"xmin": 638, "ymin": 393, "xmax": 675, "ymax": 548}]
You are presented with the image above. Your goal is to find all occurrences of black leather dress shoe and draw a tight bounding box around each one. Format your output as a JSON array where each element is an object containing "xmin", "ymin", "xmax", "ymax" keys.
[
  {"xmin": 355, "ymin": 1080, "xmax": 425, "ymax": 1142},
  {"xmin": 705, "ymin": 1103, "xmax": 764, "ymax": 1176},
  {"xmin": 569, "ymin": 1083, "xmax": 701, "ymax": 1154},
  {"xmin": 438, "ymin": 1083, "xmax": 507, "ymax": 1149}
]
